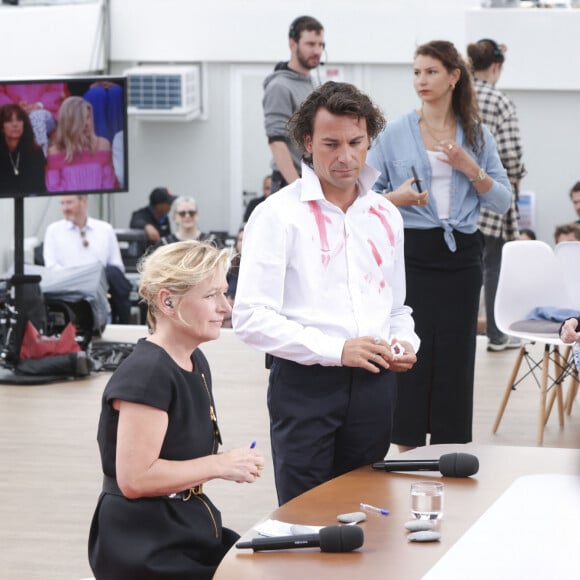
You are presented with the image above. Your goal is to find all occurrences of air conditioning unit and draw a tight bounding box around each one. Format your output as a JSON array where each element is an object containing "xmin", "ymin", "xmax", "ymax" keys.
[{"xmin": 125, "ymin": 65, "xmax": 203, "ymax": 121}]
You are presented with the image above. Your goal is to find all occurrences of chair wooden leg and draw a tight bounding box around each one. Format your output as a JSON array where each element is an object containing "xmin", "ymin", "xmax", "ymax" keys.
[
  {"xmin": 558, "ymin": 345, "xmax": 576, "ymax": 420},
  {"xmin": 493, "ymin": 346, "xmax": 525, "ymax": 434},
  {"xmin": 538, "ymin": 345, "xmax": 549, "ymax": 445},
  {"xmin": 545, "ymin": 383, "xmax": 565, "ymax": 429},
  {"xmin": 545, "ymin": 346, "xmax": 565, "ymax": 428},
  {"xmin": 565, "ymin": 373, "xmax": 579, "ymax": 416},
  {"xmin": 556, "ymin": 384, "xmax": 564, "ymax": 428}
]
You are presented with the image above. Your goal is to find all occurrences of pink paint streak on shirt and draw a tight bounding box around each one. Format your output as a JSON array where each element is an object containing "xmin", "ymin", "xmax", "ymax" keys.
[
  {"xmin": 308, "ymin": 200, "xmax": 333, "ymax": 267},
  {"xmin": 369, "ymin": 205, "xmax": 395, "ymax": 247},
  {"xmin": 368, "ymin": 238, "xmax": 383, "ymax": 267}
]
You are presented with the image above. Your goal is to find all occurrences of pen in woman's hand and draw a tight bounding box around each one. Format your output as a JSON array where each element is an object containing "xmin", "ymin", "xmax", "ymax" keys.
[{"xmin": 411, "ymin": 166, "xmax": 423, "ymax": 193}]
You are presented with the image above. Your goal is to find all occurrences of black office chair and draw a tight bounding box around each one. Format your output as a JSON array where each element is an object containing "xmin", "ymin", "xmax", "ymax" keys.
[{"xmin": 114, "ymin": 228, "xmax": 149, "ymax": 273}]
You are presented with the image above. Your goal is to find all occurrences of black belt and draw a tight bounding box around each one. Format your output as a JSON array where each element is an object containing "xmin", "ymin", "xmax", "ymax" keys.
[{"xmin": 102, "ymin": 475, "xmax": 203, "ymax": 501}]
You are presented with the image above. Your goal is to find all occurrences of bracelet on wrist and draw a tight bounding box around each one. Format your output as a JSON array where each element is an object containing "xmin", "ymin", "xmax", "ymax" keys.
[{"xmin": 469, "ymin": 167, "xmax": 486, "ymax": 183}]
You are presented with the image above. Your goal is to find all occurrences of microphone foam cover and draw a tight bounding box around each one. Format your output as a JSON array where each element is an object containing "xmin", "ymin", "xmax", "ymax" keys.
[
  {"xmin": 319, "ymin": 525, "xmax": 364, "ymax": 553},
  {"xmin": 439, "ymin": 452, "xmax": 479, "ymax": 477}
]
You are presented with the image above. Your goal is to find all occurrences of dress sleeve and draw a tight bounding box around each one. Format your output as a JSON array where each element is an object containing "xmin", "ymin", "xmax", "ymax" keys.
[{"xmin": 104, "ymin": 342, "xmax": 174, "ymax": 411}]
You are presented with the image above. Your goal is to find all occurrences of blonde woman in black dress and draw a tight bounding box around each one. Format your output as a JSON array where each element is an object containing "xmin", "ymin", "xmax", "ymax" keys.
[{"xmin": 88, "ymin": 241, "xmax": 264, "ymax": 580}]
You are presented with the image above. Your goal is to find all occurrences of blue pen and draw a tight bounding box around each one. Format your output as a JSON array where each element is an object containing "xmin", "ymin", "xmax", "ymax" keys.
[
  {"xmin": 360, "ymin": 502, "xmax": 390, "ymax": 515},
  {"xmin": 250, "ymin": 441, "xmax": 256, "ymax": 449}
]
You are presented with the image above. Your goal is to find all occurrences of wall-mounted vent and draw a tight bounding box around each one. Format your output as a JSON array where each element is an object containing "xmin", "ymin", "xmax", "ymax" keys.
[{"xmin": 125, "ymin": 65, "xmax": 202, "ymax": 121}]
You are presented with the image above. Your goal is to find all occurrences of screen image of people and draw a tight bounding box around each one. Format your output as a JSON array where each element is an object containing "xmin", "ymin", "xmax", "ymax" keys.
[{"xmin": 0, "ymin": 79, "xmax": 126, "ymax": 196}]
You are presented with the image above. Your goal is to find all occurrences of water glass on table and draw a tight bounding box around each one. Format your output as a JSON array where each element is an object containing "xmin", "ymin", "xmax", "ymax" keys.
[{"xmin": 410, "ymin": 481, "xmax": 444, "ymax": 520}]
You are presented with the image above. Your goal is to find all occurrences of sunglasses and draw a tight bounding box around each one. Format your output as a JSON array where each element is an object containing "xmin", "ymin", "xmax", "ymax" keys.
[
  {"xmin": 80, "ymin": 229, "xmax": 89, "ymax": 248},
  {"xmin": 177, "ymin": 210, "xmax": 197, "ymax": 217}
]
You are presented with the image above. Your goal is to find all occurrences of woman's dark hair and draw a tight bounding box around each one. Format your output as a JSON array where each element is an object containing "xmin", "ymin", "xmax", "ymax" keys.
[
  {"xmin": 289, "ymin": 81, "xmax": 385, "ymax": 164},
  {"xmin": 467, "ymin": 38, "xmax": 505, "ymax": 72},
  {"xmin": 0, "ymin": 104, "xmax": 39, "ymax": 153},
  {"xmin": 518, "ymin": 228, "xmax": 536, "ymax": 241},
  {"xmin": 415, "ymin": 40, "xmax": 482, "ymax": 153}
]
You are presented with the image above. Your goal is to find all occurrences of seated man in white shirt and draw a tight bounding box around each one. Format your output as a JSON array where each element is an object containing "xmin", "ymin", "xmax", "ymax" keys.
[
  {"xmin": 233, "ymin": 81, "xmax": 419, "ymax": 505},
  {"xmin": 43, "ymin": 194, "xmax": 131, "ymax": 324}
]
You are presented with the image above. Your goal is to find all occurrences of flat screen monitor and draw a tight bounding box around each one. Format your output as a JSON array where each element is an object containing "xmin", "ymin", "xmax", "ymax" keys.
[{"xmin": 0, "ymin": 76, "xmax": 128, "ymax": 198}]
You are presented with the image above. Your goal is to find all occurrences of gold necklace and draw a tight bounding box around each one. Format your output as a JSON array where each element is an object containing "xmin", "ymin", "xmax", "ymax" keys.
[
  {"xmin": 201, "ymin": 372, "xmax": 222, "ymax": 452},
  {"xmin": 419, "ymin": 108, "xmax": 455, "ymax": 144},
  {"xmin": 8, "ymin": 151, "xmax": 20, "ymax": 176}
]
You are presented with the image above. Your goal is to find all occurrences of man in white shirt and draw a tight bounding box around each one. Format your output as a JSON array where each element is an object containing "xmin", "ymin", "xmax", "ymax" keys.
[
  {"xmin": 43, "ymin": 194, "xmax": 131, "ymax": 324},
  {"xmin": 233, "ymin": 82, "xmax": 419, "ymax": 505}
]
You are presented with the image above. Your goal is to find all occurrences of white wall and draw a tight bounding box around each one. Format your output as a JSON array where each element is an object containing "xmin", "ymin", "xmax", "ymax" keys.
[
  {"xmin": 1, "ymin": 0, "xmax": 579, "ymax": 270},
  {"xmin": 109, "ymin": 0, "xmax": 478, "ymax": 64}
]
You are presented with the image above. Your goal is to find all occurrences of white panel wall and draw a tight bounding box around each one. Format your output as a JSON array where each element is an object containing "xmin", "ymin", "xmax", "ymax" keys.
[
  {"xmin": 0, "ymin": 2, "xmax": 105, "ymax": 76},
  {"xmin": 109, "ymin": 0, "xmax": 478, "ymax": 64},
  {"xmin": 466, "ymin": 8, "xmax": 580, "ymax": 90}
]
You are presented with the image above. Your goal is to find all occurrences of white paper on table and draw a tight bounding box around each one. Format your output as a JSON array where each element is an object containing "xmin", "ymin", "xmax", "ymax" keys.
[
  {"xmin": 253, "ymin": 518, "xmax": 324, "ymax": 537},
  {"xmin": 423, "ymin": 474, "xmax": 580, "ymax": 580}
]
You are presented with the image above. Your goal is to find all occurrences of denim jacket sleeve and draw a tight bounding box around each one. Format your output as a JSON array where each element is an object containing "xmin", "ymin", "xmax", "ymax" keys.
[{"xmin": 477, "ymin": 124, "xmax": 512, "ymax": 215}]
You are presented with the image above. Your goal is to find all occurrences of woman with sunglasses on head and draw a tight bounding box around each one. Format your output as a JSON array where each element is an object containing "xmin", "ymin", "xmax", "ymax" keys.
[
  {"xmin": 367, "ymin": 40, "xmax": 511, "ymax": 451},
  {"xmin": 88, "ymin": 241, "xmax": 265, "ymax": 579}
]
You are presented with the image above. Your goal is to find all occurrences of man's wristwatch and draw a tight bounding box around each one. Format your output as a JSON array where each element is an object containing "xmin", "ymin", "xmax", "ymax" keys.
[{"xmin": 469, "ymin": 167, "xmax": 486, "ymax": 183}]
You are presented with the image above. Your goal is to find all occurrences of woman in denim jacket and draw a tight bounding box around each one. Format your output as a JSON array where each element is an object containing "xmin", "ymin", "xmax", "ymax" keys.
[{"xmin": 367, "ymin": 40, "xmax": 511, "ymax": 451}]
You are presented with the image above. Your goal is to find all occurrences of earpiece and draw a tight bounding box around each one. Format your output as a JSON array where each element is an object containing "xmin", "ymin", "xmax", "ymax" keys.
[{"xmin": 164, "ymin": 298, "xmax": 173, "ymax": 308}]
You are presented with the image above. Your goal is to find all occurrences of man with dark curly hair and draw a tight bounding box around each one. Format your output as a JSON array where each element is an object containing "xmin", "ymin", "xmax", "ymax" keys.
[{"xmin": 234, "ymin": 81, "xmax": 419, "ymax": 505}]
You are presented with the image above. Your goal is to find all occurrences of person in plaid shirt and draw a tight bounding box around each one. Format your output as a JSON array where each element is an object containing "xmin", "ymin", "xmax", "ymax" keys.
[{"xmin": 468, "ymin": 38, "xmax": 526, "ymax": 351}]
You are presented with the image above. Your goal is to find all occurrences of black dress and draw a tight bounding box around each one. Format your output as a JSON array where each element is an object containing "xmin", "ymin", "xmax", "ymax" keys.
[
  {"xmin": 0, "ymin": 146, "xmax": 46, "ymax": 194},
  {"xmin": 88, "ymin": 339, "xmax": 238, "ymax": 580}
]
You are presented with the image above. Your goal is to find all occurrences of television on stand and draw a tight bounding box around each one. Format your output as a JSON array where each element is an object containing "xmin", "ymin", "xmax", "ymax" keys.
[{"xmin": 0, "ymin": 75, "xmax": 129, "ymax": 359}]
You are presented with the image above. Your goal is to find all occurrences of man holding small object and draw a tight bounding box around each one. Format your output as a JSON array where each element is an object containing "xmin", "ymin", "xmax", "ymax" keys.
[{"xmin": 234, "ymin": 81, "xmax": 419, "ymax": 505}]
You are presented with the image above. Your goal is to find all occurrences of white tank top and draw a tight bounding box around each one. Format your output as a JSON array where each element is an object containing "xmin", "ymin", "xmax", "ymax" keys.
[{"xmin": 426, "ymin": 150, "xmax": 453, "ymax": 220}]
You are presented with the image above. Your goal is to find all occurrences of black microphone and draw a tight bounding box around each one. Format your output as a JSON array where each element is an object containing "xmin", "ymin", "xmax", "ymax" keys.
[
  {"xmin": 372, "ymin": 452, "xmax": 479, "ymax": 477},
  {"xmin": 235, "ymin": 524, "xmax": 363, "ymax": 552}
]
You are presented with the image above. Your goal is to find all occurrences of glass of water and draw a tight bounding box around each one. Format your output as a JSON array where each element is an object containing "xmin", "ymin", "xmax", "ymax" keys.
[{"xmin": 410, "ymin": 481, "xmax": 444, "ymax": 520}]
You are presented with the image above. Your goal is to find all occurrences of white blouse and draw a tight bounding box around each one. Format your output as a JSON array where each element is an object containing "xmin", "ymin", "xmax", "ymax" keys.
[{"xmin": 426, "ymin": 150, "xmax": 453, "ymax": 220}]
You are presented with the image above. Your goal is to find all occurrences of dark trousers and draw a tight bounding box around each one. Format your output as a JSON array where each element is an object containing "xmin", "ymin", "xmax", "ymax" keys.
[
  {"xmin": 105, "ymin": 265, "xmax": 132, "ymax": 324},
  {"xmin": 268, "ymin": 358, "xmax": 397, "ymax": 505},
  {"xmin": 393, "ymin": 228, "xmax": 483, "ymax": 447},
  {"xmin": 482, "ymin": 234, "xmax": 506, "ymax": 343}
]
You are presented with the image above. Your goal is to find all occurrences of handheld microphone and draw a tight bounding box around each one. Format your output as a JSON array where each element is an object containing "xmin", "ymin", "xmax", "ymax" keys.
[
  {"xmin": 372, "ymin": 452, "xmax": 479, "ymax": 478},
  {"xmin": 235, "ymin": 524, "xmax": 363, "ymax": 553}
]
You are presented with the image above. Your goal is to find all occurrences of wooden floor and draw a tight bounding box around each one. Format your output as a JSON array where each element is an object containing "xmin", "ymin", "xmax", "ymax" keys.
[{"xmin": 0, "ymin": 327, "xmax": 578, "ymax": 580}]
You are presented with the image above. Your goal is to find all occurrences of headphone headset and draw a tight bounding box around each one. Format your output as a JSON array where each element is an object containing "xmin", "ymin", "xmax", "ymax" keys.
[
  {"xmin": 478, "ymin": 38, "xmax": 505, "ymax": 63},
  {"xmin": 288, "ymin": 16, "xmax": 304, "ymax": 42},
  {"xmin": 164, "ymin": 298, "xmax": 173, "ymax": 308}
]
